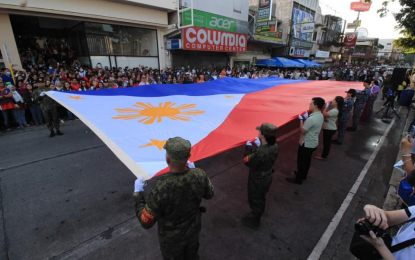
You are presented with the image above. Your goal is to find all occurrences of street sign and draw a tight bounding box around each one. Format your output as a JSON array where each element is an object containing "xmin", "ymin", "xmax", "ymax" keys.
[
  {"xmin": 343, "ymin": 32, "xmax": 358, "ymax": 47},
  {"xmin": 347, "ymin": 23, "xmax": 357, "ymax": 29},
  {"xmin": 167, "ymin": 39, "xmax": 182, "ymax": 50},
  {"xmin": 350, "ymin": 1, "xmax": 372, "ymax": 11}
]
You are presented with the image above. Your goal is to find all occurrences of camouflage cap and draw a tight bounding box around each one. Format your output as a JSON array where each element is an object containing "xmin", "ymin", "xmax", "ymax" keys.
[
  {"xmin": 164, "ymin": 137, "xmax": 191, "ymax": 161},
  {"xmin": 256, "ymin": 123, "xmax": 278, "ymax": 136}
]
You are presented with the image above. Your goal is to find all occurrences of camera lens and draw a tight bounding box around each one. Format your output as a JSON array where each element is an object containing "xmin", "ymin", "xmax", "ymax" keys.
[{"xmin": 354, "ymin": 220, "xmax": 373, "ymax": 235}]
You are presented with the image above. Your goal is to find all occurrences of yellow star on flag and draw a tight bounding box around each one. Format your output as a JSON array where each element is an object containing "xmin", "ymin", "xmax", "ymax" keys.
[
  {"xmin": 139, "ymin": 139, "xmax": 167, "ymax": 150},
  {"xmin": 67, "ymin": 96, "xmax": 86, "ymax": 100},
  {"xmin": 224, "ymin": 95, "xmax": 234, "ymax": 98}
]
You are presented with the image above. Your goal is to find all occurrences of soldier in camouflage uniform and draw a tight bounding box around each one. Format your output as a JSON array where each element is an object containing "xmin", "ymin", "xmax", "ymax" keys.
[
  {"xmin": 347, "ymin": 79, "xmax": 372, "ymax": 132},
  {"xmin": 242, "ymin": 123, "xmax": 279, "ymax": 230},
  {"xmin": 33, "ymin": 78, "xmax": 63, "ymax": 137},
  {"xmin": 332, "ymin": 89, "xmax": 356, "ymax": 145},
  {"xmin": 133, "ymin": 137, "xmax": 214, "ymax": 260}
]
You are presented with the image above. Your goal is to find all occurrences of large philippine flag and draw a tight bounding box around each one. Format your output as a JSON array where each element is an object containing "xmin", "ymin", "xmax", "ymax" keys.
[{"xmin": 47, "ymin": 78, "xmax": 360, "ymax": 180}]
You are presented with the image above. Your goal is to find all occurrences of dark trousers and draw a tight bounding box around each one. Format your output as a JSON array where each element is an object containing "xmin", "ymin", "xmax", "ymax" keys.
[
  {"xmin": 296, "ymin": 144, "xmax": 316, "ymax": 182},
  {"xmin": 322, "ymin": 129, "xmax": 336, "ymax": 158},
  {"xmin": 248, "ymin": 174, "xmax": 272, "ymax": 217},
  {"xmin": 43, "ymin": 108, "xmax": 60, "ymax": 131},
  {"xmin": 337, "ymin": 114, "xmax": 350, "ymax": 143},
  {"xmin": 160, "ymin": 237, "xmax": 200, "ymax": 260},
  {"xmin": 29, "ymin": 105, "xmax": 44, "ymax": 124},
  {"xmin": 352, "ymin": 106, "xmax": 364, "ymax": 129}
]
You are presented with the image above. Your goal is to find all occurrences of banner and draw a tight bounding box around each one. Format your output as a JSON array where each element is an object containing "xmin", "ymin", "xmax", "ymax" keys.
[
  {"xmin": 258, "ymin": 0, "xmax": 272, "ymax": 22},
  {"xmin": 182, "ymin": 26, "xmax": 247, "ymax": 53},
  {"xmin": 292, "ymin": 8, "xmax": 314, "ymax": 42},
  {"xmin": 181, "ymin": 0, "xmax": 249, "ymax": 21},
  {"xmin": 316, "ymin": 50, "xmax": 330, "ymax": 58},
  {"xmin": 183, "ymin": 9, "xmax": 248, "ymax": 34},
  {"xmin": 300, "ymin": 23, "xmax": 315, "ymax": 34},
  {"xmin": 343, "ymin": 32, "xmax": 358, "ymax": 47}
]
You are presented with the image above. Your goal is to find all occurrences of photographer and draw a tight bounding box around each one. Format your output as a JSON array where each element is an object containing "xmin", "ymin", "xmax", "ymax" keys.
[{"xmin": 356, "ymin": 204, "xmax": 415, "ymax": 260}]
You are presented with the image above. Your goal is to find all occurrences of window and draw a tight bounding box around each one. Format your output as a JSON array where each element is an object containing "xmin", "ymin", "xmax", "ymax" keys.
[
  {"xmin": 312, "ymin": 32, "xmax": 317, "ymax": 42},
  {"xmin": 85, "ymin": 22, "xmax": 158, "ymax": 57}
]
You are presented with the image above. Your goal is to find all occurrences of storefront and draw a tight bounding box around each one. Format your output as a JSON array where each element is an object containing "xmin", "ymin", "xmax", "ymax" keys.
[
  {"xmin": 9, "ymin": 15, "xmax": 160, "ymax": 69},
  {"xmin": 0, "ymin": 0, "xmax": 172, "ymax": 70}
]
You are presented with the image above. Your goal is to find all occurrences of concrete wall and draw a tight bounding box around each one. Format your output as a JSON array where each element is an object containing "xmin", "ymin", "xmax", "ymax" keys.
[
  {"xmin": 122, "ymin": 0, "xmax": 176, "ymax": 10},
  {"xmin": 0, "ymin": 13, "xmax": 22, "ymax": 69},
  {"xmin": 275, "ymin": 0, "xmax": 293, "ymax": 44},
  {"xmin": 0, "ymin": 0, "xmax": 168, "ymax": 27}
]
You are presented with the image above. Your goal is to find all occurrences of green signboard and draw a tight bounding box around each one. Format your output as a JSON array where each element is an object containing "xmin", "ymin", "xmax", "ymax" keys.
[{"xmin": 183, "ymin": 9, "xmax": 237, "ymax": 33}]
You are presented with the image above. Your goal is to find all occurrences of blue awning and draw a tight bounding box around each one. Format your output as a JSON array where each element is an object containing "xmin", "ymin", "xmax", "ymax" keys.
[
  {"xmin": 255, "ymin": 57, "xmax": 305, "ymax": 68},
  {"xmin": 293, "ymin": 59, "xmax": 322, "ymax": 68}
]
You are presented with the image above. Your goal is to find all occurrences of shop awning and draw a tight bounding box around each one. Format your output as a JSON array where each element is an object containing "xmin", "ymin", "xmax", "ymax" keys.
[
  {"xmin": 256, "ymin": 57, "xmax": 305, "ymax": 68},
  {"xmin": 293, "ymin": 59, "xmax": 322, "ymax": 68}
]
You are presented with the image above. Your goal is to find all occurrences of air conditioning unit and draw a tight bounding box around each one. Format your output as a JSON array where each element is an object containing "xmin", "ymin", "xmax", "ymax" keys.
[{"xmin": 289, "ymin": 47, "xmax": 295, "ymax": 56}]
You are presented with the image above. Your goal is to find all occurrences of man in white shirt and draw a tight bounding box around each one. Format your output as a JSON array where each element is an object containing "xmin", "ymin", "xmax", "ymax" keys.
[
  {"xmin": 286, "ymin": 97, "xmax": 325, "ymax": 185},
  {"xmin": 322, "ymin": 70, "xmax": 327, "ymax": 80},
  {"xmin": 328, "ymin": 70, "xmax": 333, "ymax": 80}
]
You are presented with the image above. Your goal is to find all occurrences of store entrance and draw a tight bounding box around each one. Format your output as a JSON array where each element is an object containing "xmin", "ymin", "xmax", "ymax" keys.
[{"xmin": 10, "ymin": 14, "xmax": 90, "ymax": 68}]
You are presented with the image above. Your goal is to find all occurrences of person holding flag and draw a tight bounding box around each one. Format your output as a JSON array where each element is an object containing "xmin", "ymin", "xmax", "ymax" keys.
[
  {"xmin": 134, "ymin": 137, "xmax": 214, "ymax": 260},
  {"xmin": 287, "ymin": 97, "xmax": 325, "ymax": 185},
  {"xmin": 242, "ymin": 123, "xmax": 279, "ymax": 230}
]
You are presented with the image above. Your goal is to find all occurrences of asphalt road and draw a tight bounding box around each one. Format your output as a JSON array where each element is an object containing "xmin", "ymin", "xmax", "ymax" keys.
[{"xmin": 0, "ymin": 97, "xmax": 408, "ymax": 260}]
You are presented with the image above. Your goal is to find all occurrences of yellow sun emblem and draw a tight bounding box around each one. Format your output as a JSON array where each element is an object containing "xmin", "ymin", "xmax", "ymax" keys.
[
  {"xmin": 67, "ymin": 96, "xmax": 85, "ymax": 100},
  {"xmin": 112, "ymin": 102, "xmax": 205, "ymax": 124}
]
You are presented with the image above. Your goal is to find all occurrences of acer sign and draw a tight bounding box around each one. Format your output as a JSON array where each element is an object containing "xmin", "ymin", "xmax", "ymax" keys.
[
  {"xmin": 350, "ymin": 1, "xmax": 372, "ymax": 12},
  {"xmin": 183, "ymin": 27, "xmax": 247, "ymax": 53},
  {"xmin": 343, "ymin": 33, "xmax": 358, "ymax": 47}
]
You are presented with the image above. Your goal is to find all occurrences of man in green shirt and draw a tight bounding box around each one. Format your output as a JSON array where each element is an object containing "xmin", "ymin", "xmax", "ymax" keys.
[{"xmin": 286, "ymin": 97, "xmax": 325, "ymax": 185}]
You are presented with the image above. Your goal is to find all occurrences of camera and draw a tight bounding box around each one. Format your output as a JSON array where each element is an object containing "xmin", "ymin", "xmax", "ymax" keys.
[{"xmin": 354, "ymin": 219, "xmax": 385, "ymax": 236}]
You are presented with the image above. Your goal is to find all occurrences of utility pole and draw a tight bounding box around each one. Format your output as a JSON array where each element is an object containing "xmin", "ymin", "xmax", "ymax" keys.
[
  {"xmin": 340, "ymin": 19, "xmax": 347, "ymax": 67},
  {"xmin": 348, "ymin": 11, "xmax": 360, "ymax": 66}
]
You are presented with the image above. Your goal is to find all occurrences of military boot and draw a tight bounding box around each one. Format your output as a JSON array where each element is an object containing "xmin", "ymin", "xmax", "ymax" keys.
[
  {"xmin": 49, "ymin": 130, "xmax": 56, "ymax": 138},
  {"xmin": 241, "ymin": 213, "xmax": 260, "ymax": 230},
  {"xmin": 56, "ymin": 129, "xmax": 64, "ymax": 136}
]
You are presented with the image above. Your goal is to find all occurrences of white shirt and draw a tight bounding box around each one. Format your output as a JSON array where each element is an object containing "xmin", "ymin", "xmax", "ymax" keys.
[{"xmin": 390, "ymin": 206, "xmax": 415, "ymax": 260}]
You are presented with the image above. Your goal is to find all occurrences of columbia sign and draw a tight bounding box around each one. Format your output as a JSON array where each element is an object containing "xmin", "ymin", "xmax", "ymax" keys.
[
  {"xmin": 350, "ymin": 1, "xmax": 372, "ymax": 11},
  {"xmin": 183, "ymin": 27, "xmax": 247, "ymax": 53}
]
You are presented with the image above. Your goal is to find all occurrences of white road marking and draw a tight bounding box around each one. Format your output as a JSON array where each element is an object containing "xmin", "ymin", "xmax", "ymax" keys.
[{"xmin": 307, "ymin": 113, "xmax": 398, "ymax": 260}]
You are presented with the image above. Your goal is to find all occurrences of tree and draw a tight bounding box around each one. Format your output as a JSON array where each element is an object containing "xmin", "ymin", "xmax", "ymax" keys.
[{"xmin": 370, "ymin": 0, "xmax": 415, "ymax": 53}]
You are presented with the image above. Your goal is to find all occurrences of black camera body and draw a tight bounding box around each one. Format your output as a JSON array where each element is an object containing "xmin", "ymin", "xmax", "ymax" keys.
[{"xmin": 354, "ymin": 219, "xmax": 386, "ymax": 237}]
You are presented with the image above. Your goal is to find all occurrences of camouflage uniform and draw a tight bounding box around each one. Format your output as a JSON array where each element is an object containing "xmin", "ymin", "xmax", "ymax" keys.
[
  {"xmin": 351, "ymin": 87, "xmax": 371, "ymax": 129},
  {"xmin": 337, "ymin": 97, "xmax": 355, "ymax": 143},
  {"xmin": 242, "ymin": 123, "xmax": 279, "ymax": 228},
  {"xmin": 134, "ymin": 137, "xmax": 214, "ymax": 260},
  {"xmin": 33, "ymin": 79, "xmax": 60, "ymax": 132}
]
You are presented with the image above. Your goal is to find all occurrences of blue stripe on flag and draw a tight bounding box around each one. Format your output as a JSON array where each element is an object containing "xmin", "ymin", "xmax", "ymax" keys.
[{"xmin": 66, "ymin": 77, "xmax": 308, "ymax": 97}]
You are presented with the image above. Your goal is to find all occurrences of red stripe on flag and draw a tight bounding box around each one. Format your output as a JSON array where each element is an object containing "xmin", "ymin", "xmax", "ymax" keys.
[{"xmin": 154, "ymin": 80, "xmax": 360, "ymax": 177}]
